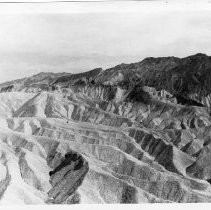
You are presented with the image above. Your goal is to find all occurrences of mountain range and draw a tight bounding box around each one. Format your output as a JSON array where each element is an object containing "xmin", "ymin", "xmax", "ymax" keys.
[{"xmin": 0, "ymin": 53, "xmax": 211, "ymax": 204}]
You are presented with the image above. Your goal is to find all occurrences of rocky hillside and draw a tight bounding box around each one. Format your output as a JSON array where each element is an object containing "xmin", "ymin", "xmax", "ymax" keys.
[{"xmin": 1, "ymin": 53, "xmax": 211, "ymax": 204}]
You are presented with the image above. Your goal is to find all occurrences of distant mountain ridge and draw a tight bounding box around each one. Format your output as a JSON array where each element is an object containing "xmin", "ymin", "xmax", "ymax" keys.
[{"xmin": 1, "ymin": 53, "xmax": 211, "ymax": 107}]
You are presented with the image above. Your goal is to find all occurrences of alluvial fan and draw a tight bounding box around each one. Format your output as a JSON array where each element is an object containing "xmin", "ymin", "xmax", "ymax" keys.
[{"xmin": 1, "ymin": 53, "xmax": 211, "ymax": 204}]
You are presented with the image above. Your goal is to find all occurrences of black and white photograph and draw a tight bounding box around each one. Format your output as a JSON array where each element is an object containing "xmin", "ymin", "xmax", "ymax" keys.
[{"xmin": 1, "ymin": 0, "xmax": 211, "ymax": 206}]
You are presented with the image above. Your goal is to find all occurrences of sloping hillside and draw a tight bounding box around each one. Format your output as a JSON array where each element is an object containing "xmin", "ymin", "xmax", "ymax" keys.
[{"xmin": 1, "ymin": 54, "xmax": 211, "ymax": 204}]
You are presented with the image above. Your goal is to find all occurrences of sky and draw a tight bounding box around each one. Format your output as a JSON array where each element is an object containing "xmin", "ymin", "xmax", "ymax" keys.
[{"xmin": 0, "ymin": 1, "xmax": 211, "ymax": 83}]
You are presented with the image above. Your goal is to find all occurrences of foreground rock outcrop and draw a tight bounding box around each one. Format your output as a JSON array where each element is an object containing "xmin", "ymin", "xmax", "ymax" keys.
[{"xmin": 47, "ymin": 150, "xmax": 89, "ymax": 204}]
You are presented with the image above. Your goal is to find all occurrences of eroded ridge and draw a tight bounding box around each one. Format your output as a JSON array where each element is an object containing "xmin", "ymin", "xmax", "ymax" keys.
[{"xmin": 1, "ymin": 54, "xmax": 211, "ymax": 204}]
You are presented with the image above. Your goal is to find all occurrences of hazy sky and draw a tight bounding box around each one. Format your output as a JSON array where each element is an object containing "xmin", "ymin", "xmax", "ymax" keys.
[{"xmin": 0, "ymin": 1, "xmax": 211, "ymax": 83}]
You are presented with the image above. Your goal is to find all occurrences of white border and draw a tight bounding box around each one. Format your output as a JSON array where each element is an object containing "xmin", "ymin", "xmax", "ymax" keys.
[{"xmin": 0, "ymin": 0, "xmax": 210, "ymax": 14}]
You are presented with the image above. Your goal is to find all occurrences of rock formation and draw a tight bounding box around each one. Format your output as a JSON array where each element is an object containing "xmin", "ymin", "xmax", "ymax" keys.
[{"xmin": 1, "ymin": 53, "xmax": 211, "ymax": 204}]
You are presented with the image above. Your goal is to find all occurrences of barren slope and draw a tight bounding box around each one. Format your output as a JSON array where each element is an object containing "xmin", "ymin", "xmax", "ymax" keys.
[{"xmin": 1, "ymin": 54, "xmax": 211, "ymax": 204}]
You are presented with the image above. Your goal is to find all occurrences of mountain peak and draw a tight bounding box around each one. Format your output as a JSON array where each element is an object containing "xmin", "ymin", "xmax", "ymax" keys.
[
  {"xmin": 192, "ymin": 53, "xmax": 207, "ymax": 57},
  {"xmin": 185, "ymin": 53, "xmax": 209, "ymax": 60}
]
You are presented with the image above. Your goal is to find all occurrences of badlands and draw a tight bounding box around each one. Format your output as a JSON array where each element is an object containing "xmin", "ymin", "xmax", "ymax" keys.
[{"xmin": 1, "ymin": 53, "xmax": 211, "ymax": 204}]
